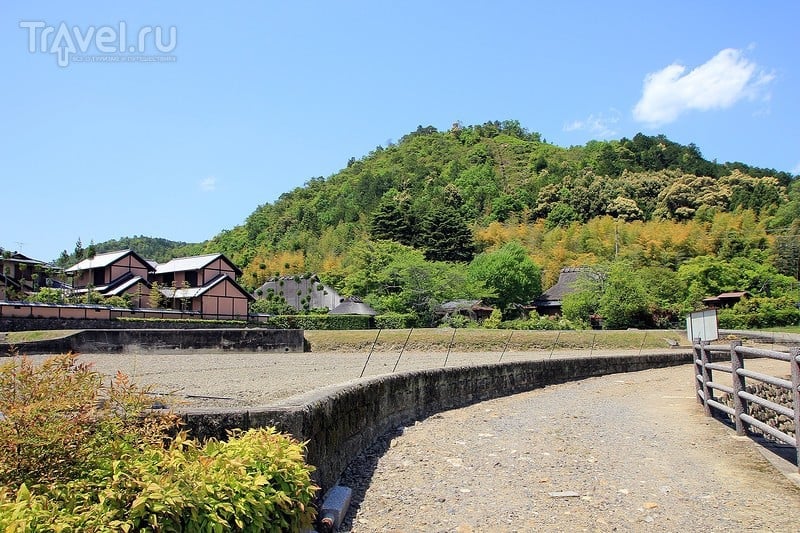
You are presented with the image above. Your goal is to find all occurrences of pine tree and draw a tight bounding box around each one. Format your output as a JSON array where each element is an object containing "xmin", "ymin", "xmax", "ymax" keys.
[
  {"xmin": 420, "ymin": 205, "xmax": 475, "ymax": 262},
  {"xmin": 369, "ymin": 193, "xmax": 416, "ymax": 246}
]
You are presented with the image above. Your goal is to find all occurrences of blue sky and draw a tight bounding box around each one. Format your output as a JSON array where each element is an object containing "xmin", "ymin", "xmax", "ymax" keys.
[{"xmin": 2, "ymin": 2, "xmax": 798, "ymax": 262}]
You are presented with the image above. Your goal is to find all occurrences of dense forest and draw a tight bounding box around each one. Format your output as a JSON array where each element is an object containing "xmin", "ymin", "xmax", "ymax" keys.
[{"xmin": 67, "ymin": 121, "xmax": 800, "ymax": 328}]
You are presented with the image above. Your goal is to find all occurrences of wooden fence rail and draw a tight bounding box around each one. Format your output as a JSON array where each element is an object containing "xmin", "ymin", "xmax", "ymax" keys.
[{"xmin": 693, "ymin": 338, "xmax": 800, "ymax": 473}]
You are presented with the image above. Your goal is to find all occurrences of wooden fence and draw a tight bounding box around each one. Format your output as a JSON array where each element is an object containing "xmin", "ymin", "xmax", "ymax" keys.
[{"xmin": 693, "ymin": 338, "xmax": 800, "ymax": 472}]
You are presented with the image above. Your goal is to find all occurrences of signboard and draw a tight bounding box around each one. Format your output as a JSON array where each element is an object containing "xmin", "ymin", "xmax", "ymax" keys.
[{"xmin": 686, "ymin": 309, "xmax": 718, "ymax": 342}]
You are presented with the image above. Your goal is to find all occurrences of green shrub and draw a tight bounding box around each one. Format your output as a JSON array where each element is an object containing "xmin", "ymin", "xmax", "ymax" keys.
[
  {"xmin": 103, "ymin": 295, "xmax": 134, "ymax": 309},
  {"xmin": 263, "ymin": 314, "xmax": 373, "ymax": 330},
  {"xmin": 438, "ymin": 314, "xmax": 476, "ymax": 329},
  {"xmin": 25, "ymin": 287, "xmax": 65, "ymax": 304},
  {"xmin": 482, "ymin": 309, "xmax": 503, "ymax": 329},
  {"xmin": 375, "ymin": 312, "xmax": 417, "ymax": 329},
  {"xmin": 501, "ymin": 313, "xmax": 583, "ymax": 331},
  {"xmin": 717, "ymin": 296, "xmax": 800, "ymax": 329},
  {"xmin": 0, "ymin": 354, "xmax": 318, "ymax": 531}
]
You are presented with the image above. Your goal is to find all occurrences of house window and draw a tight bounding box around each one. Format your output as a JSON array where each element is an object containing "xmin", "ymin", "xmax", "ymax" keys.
[
  {"xmin": 162, "ymin": 273, "xmax": 174, "ymax": 285},
  {"xmin": 93, "ymin": 269, "xmax": 105, "ymax": 286},
  {"xmin": 185, "ymin": 271, "xmax": 198, "ymax": 287}
]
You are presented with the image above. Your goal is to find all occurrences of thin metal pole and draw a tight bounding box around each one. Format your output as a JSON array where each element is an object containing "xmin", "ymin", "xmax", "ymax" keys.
[
  {"xmin": 549, "ymin": 331, "xmax": 561, "ymax": 359},
  {"xmin": 499, "ymin": 329, "xmax": 514, "ymax": 362},
  {"xmin": 589, "ymin": 333, "xmax": 597, "ymax": 357},
  {"xmin": 360, "ymin": 328, "xmax": 382, "ymax": 378},
  {"xmin": 392, "ymin": 328, "xmax": 413, "ymax": 373},
  {"xmin": 443, "ymin": 328, "xmax": 457, "ymax": 368},
  {"xmin": 637, "ymin": 331, "xmax": 648, "ymax": 356}
]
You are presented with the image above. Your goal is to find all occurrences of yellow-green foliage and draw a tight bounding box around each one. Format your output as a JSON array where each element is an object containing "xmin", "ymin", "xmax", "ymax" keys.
[{"xmin": 0, "ymin": 354, "xmax": 318, "ymax": 532}]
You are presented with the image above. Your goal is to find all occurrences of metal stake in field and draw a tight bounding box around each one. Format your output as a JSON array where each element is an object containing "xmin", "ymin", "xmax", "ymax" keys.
[
  {"xmin": 443, "ymin": 328, "xmax": 457, "ymax": 368},
  {"xmin": 392, "ymin": 328, "xmax": 413, "ymax": 373},
  {"xmin": 549, "ymin": 331, "xmax": 561, "ymax": 359},
  {"xmin": 637, "ymin": 331, "xmax": 648, "ymax": 356},
  {"xmin": 360, "ymin": 328, "xmax": 382, "ymax": 378},
  {"xmin": 499, "ymin": 329, "xmax": 514, "ymax": 362}
]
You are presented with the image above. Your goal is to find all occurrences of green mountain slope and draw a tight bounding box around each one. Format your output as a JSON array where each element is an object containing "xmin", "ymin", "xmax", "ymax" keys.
[{"xmin": 196, "ymin": 121, "xmax": 795, "ymax": 274}]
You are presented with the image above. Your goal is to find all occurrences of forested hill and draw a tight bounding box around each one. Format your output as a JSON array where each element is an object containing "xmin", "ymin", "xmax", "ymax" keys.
[
  {"xmin": 193, "ymin": 120, "xmax": 797, "ymax": 288},
  {"xmin": 55, "ymin": 236, "xmax": 201, "ymax": 267}
]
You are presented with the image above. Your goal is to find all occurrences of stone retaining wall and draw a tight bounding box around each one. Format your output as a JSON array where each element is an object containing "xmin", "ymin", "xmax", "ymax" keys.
[
  {"xmin": 180, "ymin": 351, "xmax": 692, "ymax": 495},
  {"xmin": 0, "ymin": 328, "xmax": 305, "ymax": 354},
  {"xmin": 719, "ymin": 382, "xmax": 795, "ymax": 439}
]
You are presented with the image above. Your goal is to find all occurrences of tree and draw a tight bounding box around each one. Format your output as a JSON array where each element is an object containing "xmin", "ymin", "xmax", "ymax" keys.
[
  {"xmin": 773, "ymin": 222, "xmax": 800, "ymax": 279},
  {"xmin": 468, "ymin": 242, "xmax": 542, "ymax": 316},
  {"xmin": 419, "ymin": 204, "xmax": 475, "ymax": 262},
  {"xmin": 341, "ymin": 240, "xmax": 482, "ymax": 325},
  {"xmin": 598, "ymin": 262, "xmax": 652, "ymax": 329},
  {"xmin": 562, "ymin": 290, "xmax": 600, "ymax": 326},
  {"xmin": 545, "ymin": 203, "xmax": 580, "ymax": 229},
  {"xmin": 86, "ymin": 240, "xmax": 97, "ymax": 260},
  {"xmin": 149, "ymin": 281, "xmax": 165, "ymax": 309},
  {"xmin": 369, "ymin": 191, "xmax": 416, "ymax": 246},
  {"xmin": 74, "ymin": 238, "xmax": 85, "ymax": 261}
]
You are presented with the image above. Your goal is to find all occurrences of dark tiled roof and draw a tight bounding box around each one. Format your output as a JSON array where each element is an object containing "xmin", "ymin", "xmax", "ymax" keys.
[{"xmin": 535, "ymin": 267, "xmax": 596, "ymax": 304}]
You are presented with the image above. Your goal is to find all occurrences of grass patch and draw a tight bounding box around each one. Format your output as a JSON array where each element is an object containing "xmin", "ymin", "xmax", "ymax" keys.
[
  {"xmin": 2, "ymin": 330, "xmax": 81, "ymax": 344},
  {"xmin": 765, "ymin": 325, "xmax": 800, "ymax": 334},
  {"xmin": 304, "ymin": 328, "xmax": 686, "ymax": 352}
]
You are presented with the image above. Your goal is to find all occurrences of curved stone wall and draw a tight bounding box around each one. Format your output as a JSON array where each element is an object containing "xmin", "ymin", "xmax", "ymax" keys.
[{"xmin": 181, "ymin": 351, "xmax": 692, "ymax": 494}]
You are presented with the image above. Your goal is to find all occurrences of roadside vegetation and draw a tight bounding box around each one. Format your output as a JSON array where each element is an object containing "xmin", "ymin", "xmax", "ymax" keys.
[{"xmin": 0, "ymin": 353, "xmax": 318, "ymax": 531}]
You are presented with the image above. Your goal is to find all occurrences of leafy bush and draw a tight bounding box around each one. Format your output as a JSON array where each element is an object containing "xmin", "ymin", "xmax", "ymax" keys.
[
  {"xmin": 501, "ymin": 313, "xmax": 583, "ymax": 331},
  {"xmin": 438, "ymin": 314, "xmax": 476, "ymax": 329},
  {"xmin": 482, "ymin": 309, "xmax": 503, "ymax": 329},
  {"xmin": 263, "ymin": 314, "xmax": 373, "ymax": 330},
  {"xmin": 375, "ymin": 312, "xmax": 417, "ymax": 329},
  {"xmin": 103, "ymin": 294, "xmax": 134, "ymax": 309},
  {"xmin": 717, "ymin": 296, "xmax": 800, "ymax": 329},
  {"xmin": 0, "ymin": 353, "xmax": 318, "ymax": 531},
  {"xmin": 0, "ymin": 353, "xmax": 102, "ymax": 486},
  {"xmin": 24, "ymin": 287, "xmax": 65, "ymax": 304}
]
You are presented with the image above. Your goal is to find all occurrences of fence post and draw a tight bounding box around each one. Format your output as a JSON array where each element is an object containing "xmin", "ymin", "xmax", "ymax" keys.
[
  {"xmin": 693, "ymin": 337, "xmax": 703, "ymax": 406},
  {"xmin": 730, "ymin": 340, "xmax": 747, "ymax": 436},
  {"xmin": 699, "ymin": 339, "xmax": 713, "ymax": 417},
  {"xmin": 790, "ymin": 347, "xmax": 800, "ymax": 474}
]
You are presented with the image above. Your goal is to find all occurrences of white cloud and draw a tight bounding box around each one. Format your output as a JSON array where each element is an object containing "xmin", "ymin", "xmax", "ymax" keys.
[
  {"xmin": 792, "ymin": 162, "xmax": 800, "ymax": 176},
  {"xmin": 199, "ymin": 176, "xmax": 217, "ymax": 192},
  {"xmin": 633, "ymin": 48, "xmax": 774, "ymax": 126},
  {"xmin": 563, "ymin": 109, "xmax": 621, "ymax": 138}
]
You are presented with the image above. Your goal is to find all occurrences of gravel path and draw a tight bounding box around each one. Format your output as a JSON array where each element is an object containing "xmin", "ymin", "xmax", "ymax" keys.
[{"xmin": 339, "ymin": 364, "xmax": 800, "ymax": 532}]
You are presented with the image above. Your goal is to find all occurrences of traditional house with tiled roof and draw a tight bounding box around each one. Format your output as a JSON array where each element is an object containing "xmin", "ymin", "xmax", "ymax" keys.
[
  {"xmin": 151, "ymin": 253, "xmax": 253, "ymax": 317},
  {"xmin": 532, "ymin": 267, "xmax": 597, "ymax": 316},
  {"xmin": 702, "ymin": 291, "xmax": 751, "ymax": 309},
  {"xmin": 65, "ymin": 249, "xmax": 152, "ymax": 307},
  {"xmin": 435, "ymin": 299, "xmax": 495, "ymax": 321},
  {"xmin": 329, "ymin": 296, "xmax": 378, "ymax": 316},
  {"xmin": 0, "ymin": 251, "xmax": 50, "ymax": 300}
]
